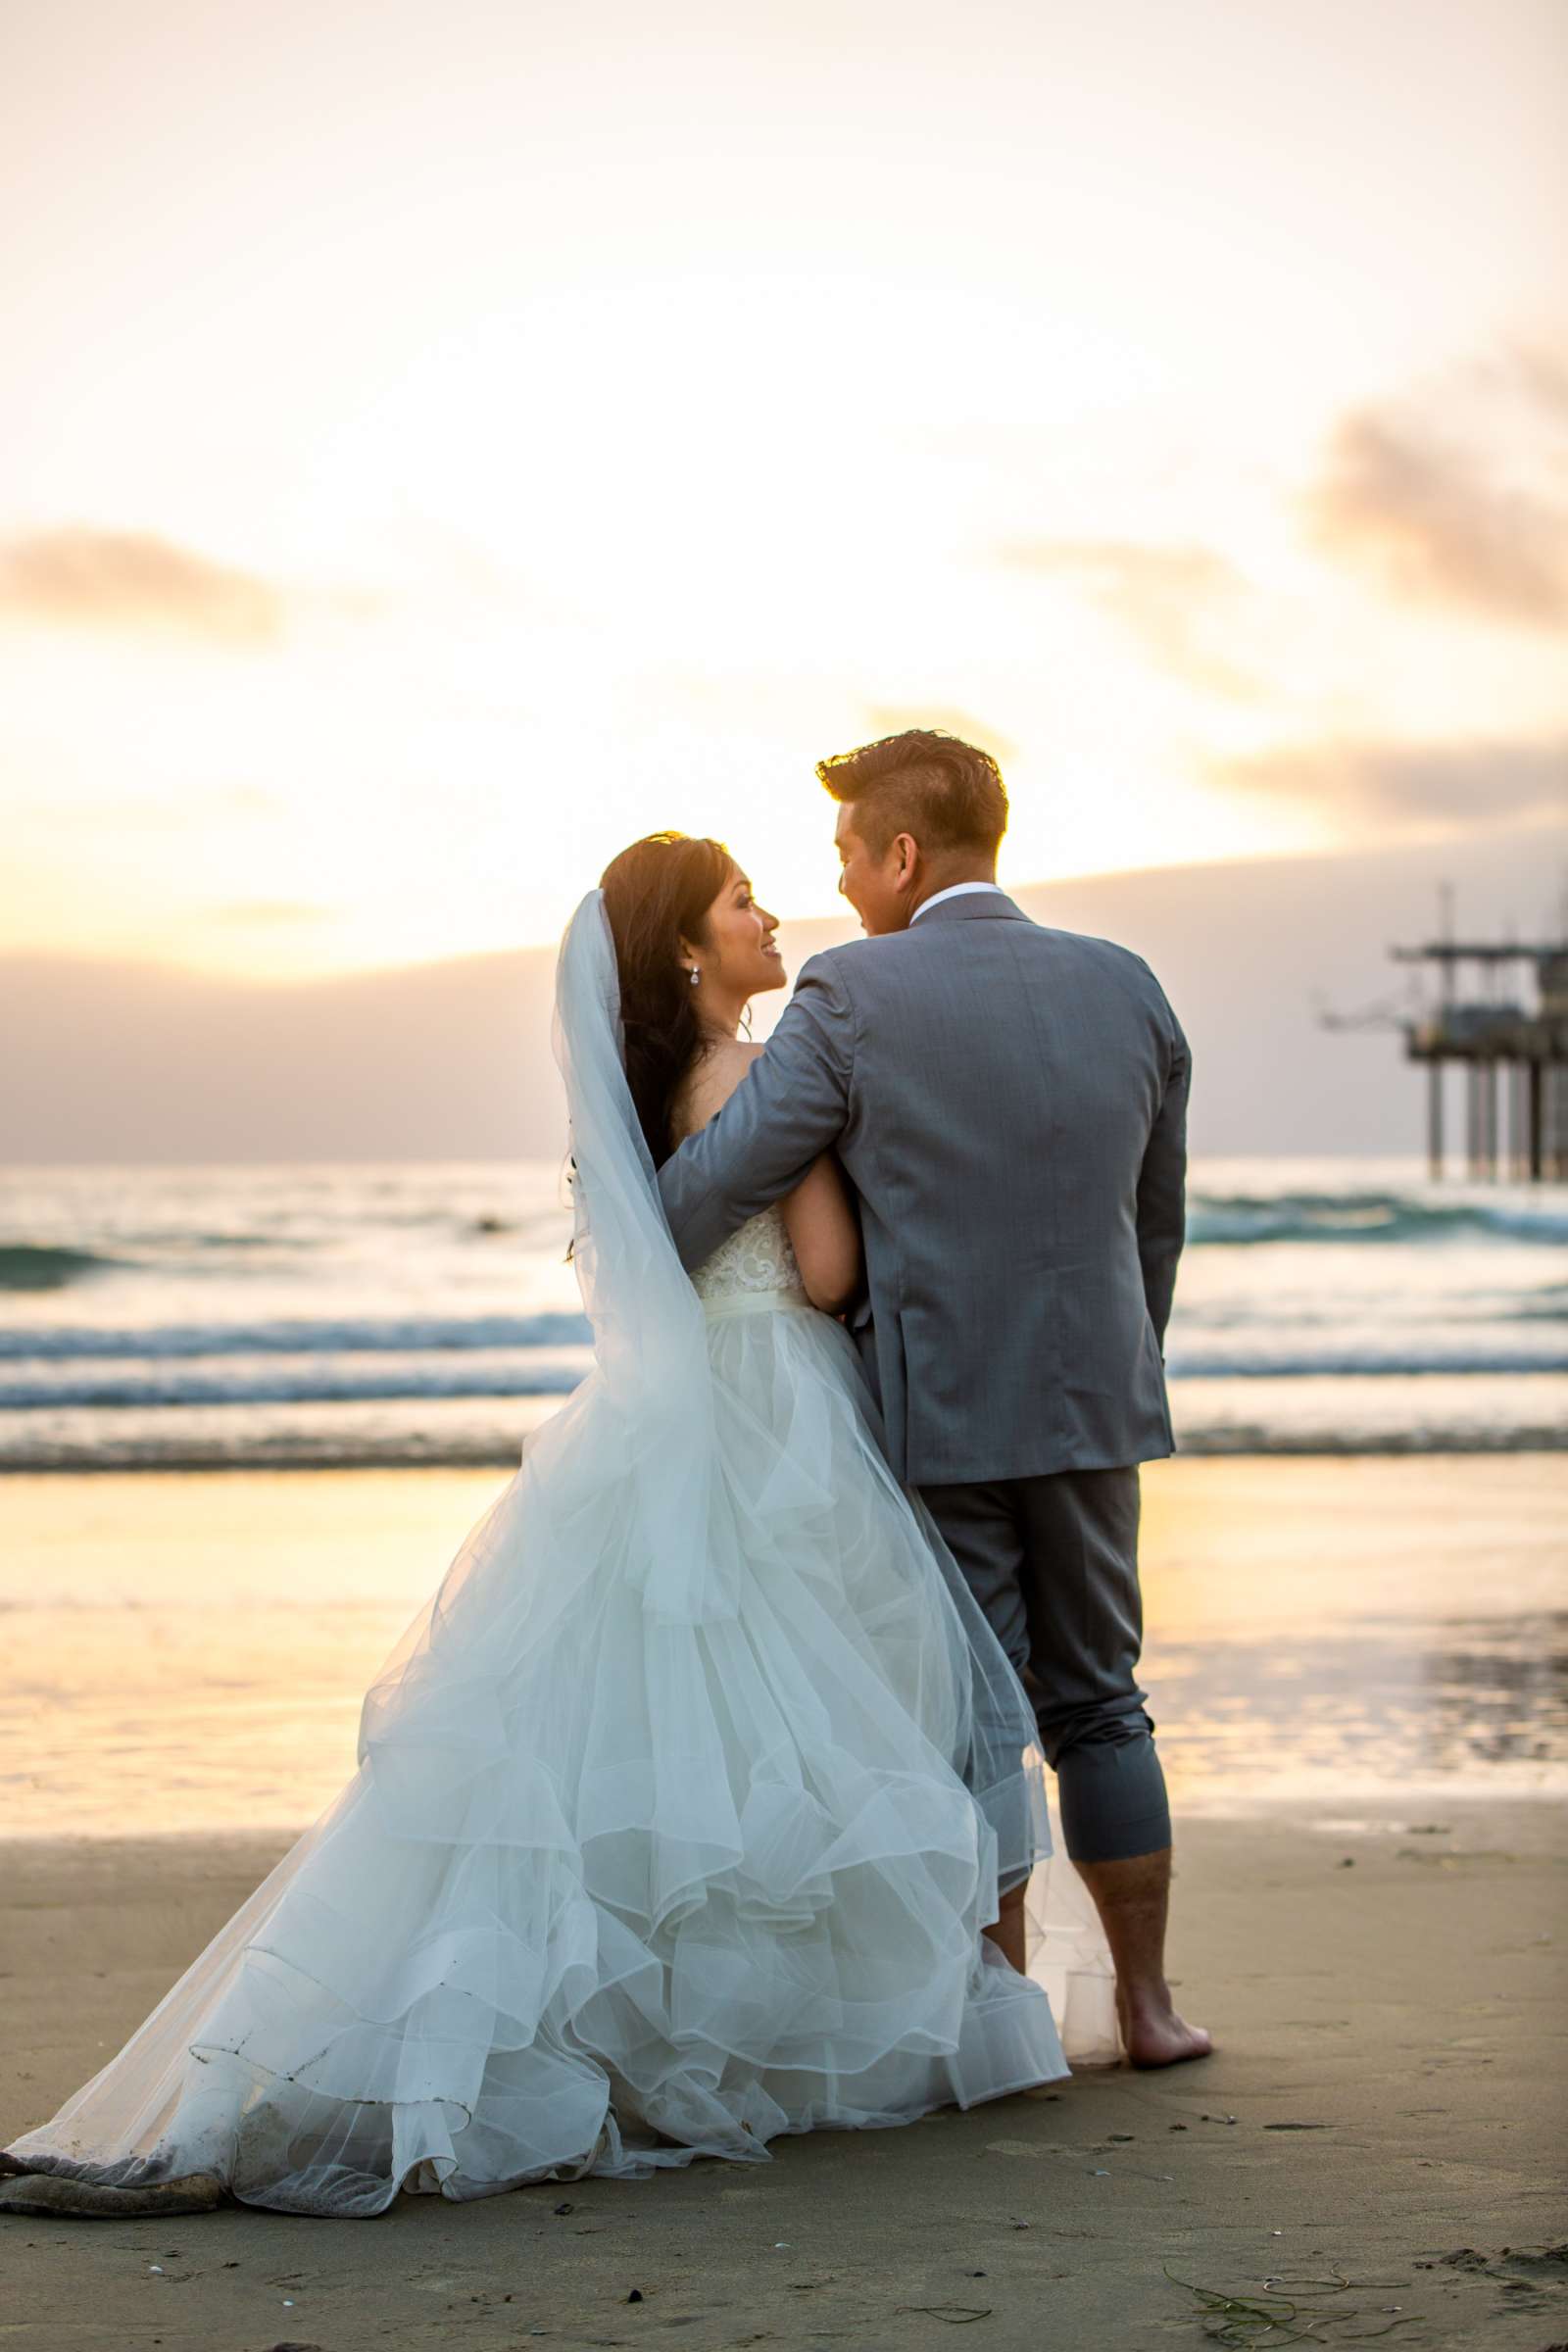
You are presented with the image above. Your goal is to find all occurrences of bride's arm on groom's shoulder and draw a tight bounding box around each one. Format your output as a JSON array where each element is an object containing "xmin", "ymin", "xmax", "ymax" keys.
[
  {"xmin": 658, "ymin": 955, "xmax": 856, "ymax": 1272},
  {"xmin": 1135, "ymin": 1000, "xmax": 1190, "ymax": 1352}
]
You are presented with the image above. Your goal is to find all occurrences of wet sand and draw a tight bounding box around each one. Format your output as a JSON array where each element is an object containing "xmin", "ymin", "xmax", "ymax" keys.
[{"xmin": 3, "ymin": 1454, "xmax": 1564, "ymax": 1834}]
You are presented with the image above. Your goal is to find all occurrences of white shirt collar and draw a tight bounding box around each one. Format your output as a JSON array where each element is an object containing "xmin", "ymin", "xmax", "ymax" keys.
[{"xmin": 909, "ymin": 881, "xmax": 1006, "ymax": 924}]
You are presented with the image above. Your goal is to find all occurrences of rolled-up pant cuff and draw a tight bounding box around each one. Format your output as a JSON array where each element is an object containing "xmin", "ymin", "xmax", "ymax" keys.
[{"xmin": 1055, "ymin": 1721, "xmax": 1172, "ymax": 1864}]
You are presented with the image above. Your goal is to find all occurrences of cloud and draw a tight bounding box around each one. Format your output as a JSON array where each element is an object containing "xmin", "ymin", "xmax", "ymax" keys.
[
  {"xmin": 1501, "ymin": 341, "xmax": 1568, "ymax": 424},
  {"xmin": 0, "ymin": 526, "xmax": 283, "ymax": 642},
  {"xmin": 1303, "ymin": 369, "xmax": 1568, "ymax": 628},
  {"xmin": 999, "ymin": 538, "xmax": 1267, "ymax": 700},
  {"xmin": 1216, "ymin": 737, "xmax": 1568, "ymax": 833}
]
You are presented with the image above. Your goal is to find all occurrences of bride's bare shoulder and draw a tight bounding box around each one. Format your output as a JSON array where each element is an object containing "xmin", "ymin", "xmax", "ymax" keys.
[{"xmin": 673, "ymin": 1039, "xmax": 764, "ymax": 1140}]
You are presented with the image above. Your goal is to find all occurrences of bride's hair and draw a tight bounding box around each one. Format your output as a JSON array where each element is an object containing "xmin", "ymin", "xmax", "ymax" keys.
[{"xmin": 600, "ymin": 830, "xmax": 732, "ymax": 1166}]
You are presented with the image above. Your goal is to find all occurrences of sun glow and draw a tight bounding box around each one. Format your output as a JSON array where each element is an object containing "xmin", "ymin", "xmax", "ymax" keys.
[{"xmin": 1, "ymin": 1, "xmax": 1562, "ymax": 980}]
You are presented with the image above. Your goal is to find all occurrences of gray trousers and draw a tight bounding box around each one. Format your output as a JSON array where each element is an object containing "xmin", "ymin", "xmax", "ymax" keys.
[{"xmin": 917, "ymin": 1467, "xmax": 1172, "ymax": 1866}]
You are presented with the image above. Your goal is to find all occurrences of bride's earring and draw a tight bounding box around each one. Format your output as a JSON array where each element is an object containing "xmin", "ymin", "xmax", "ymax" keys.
[{"xmin": 688, "ymin": 966, "xmax": 701, "ymax": 987}]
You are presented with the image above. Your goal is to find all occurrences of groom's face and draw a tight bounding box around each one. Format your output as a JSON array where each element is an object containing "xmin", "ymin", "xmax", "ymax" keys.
[{"xmin": 834, "ymin": 804, "xmax": 911, "ymax": 937}]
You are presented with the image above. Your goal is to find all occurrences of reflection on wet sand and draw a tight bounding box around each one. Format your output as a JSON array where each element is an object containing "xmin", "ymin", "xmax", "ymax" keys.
[
  {"xmin": 1423, "ymin": 1612, "xmax": 1568, "ymax": 1768},
  {"xmin": 2, "ymin": 1454, "xmax": 1565, "ymax": 1837},
  {"xmin": 1154, "ymin": 1611, "xmax": 1568, "ymax": 1806}
]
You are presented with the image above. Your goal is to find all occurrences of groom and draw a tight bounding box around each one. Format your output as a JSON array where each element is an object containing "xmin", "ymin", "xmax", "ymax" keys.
[{"xmin": 658, "ymin": 728, "xmax": 1209, "ymax": 2068}]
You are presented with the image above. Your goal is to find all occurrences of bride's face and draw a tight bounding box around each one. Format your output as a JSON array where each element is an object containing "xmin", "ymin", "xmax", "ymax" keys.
[{"xmin": 686, "ymin": 864, "xmax": 786, "ymax": 999}]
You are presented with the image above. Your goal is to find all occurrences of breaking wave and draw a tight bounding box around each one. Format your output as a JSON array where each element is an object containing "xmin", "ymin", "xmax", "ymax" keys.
[
  {"xmin": 1187, "ymin": 1191, "xmax": 1568, "ymax": 1248},
  {"xmin": 0, "ymin": 1244, "xmax": 123, "ymax": 1292}
]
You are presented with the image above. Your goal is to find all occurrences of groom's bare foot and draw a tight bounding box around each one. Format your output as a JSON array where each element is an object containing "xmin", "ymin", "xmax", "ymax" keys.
[
  {"xmin": 1118, "ymin": 1992, "xmax": 1213, "ymax": 2069},
  {"xmin": 1074, "ymin": 1845, "xmax": 1214, "ymax": 2068}
]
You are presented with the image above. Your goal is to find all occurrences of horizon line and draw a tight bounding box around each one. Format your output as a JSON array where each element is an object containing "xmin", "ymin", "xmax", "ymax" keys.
[{"xmin": 7, "ymin": 822, "xmax": 1556, "ymax": 993}]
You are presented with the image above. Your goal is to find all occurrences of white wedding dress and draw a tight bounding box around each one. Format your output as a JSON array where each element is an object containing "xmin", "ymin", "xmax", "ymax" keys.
[{"xmin": 8, "ymin": 897, "xmax": 1114, "ymax": 2218}]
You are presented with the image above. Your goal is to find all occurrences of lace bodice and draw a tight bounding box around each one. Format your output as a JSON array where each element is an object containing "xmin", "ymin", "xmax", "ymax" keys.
[{"xmin": 690, "ymin": 1205, "xmax": 807, "ymax": 1311}]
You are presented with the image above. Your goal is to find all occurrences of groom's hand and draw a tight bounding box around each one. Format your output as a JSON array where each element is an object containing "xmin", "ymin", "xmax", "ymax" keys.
[{"xmin": 1135, "ymin": 1009, "xmax": 1190, "ymax": 1348}]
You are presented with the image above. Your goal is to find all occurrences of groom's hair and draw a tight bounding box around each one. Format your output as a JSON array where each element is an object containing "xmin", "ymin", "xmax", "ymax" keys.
[{"xmin": 815, "ymin": 729, "xmax": 1007, "ymax": 858}]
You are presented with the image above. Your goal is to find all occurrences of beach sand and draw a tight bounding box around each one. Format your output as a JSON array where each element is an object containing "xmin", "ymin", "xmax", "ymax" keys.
[
  {"xmin": 2, "ymin": 1806, "xmax": 1564, "ymax": 2351},
  {"xmin": 2, "ymin": 1456, "xmax": 1565, "ymax": 2346}
]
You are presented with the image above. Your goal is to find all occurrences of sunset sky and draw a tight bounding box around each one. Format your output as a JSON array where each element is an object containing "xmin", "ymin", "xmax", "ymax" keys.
[{"xmin": 2, "ymin": 0, "xmax": 1564, "ymax": 980}]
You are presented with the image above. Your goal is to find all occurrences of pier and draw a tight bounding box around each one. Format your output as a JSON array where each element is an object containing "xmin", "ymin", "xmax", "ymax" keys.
[
  {"xmin": 1389, "ymin": 935, "xmax": 1568, "ymax": 1182},
  {"xmin": 1321, "ymin": 886, "xmax": 1568, "ymax": 1181}
]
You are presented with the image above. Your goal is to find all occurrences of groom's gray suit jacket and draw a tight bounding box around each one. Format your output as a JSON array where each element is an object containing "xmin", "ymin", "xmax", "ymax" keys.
[{"xmin": 657, "ymin": 891, "xmax": 1188, "ymax": 1487}]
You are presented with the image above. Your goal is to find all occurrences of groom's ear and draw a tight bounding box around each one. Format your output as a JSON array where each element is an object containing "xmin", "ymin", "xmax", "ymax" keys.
[{"xmin": 888, "ymin": 832, "xmax": 921, "ymax": 892}]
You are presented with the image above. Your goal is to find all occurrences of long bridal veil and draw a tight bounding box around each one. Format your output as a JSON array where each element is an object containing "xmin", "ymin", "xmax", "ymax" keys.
[{"xmin": 9, "ymin": 892, "xmax": 1110, "ymax": 2218}]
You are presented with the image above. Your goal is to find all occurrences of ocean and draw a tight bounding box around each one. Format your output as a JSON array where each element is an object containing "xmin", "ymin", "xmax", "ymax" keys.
[{"xmin": 0, "ymin": 1157, "xmax": 1564, "ymax": 1473}]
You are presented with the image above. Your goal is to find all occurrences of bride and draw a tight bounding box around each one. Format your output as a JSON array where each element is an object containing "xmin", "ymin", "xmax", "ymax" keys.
[{"xmin": 3, "ymin": 834, "xmax": 1109, "ymax": 2220}]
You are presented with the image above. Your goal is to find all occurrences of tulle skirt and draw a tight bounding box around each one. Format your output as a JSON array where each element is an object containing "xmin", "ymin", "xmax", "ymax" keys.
[{"xmin": 8, "ymin": 1298, "xmax": 1113, "ymax": 2217}]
